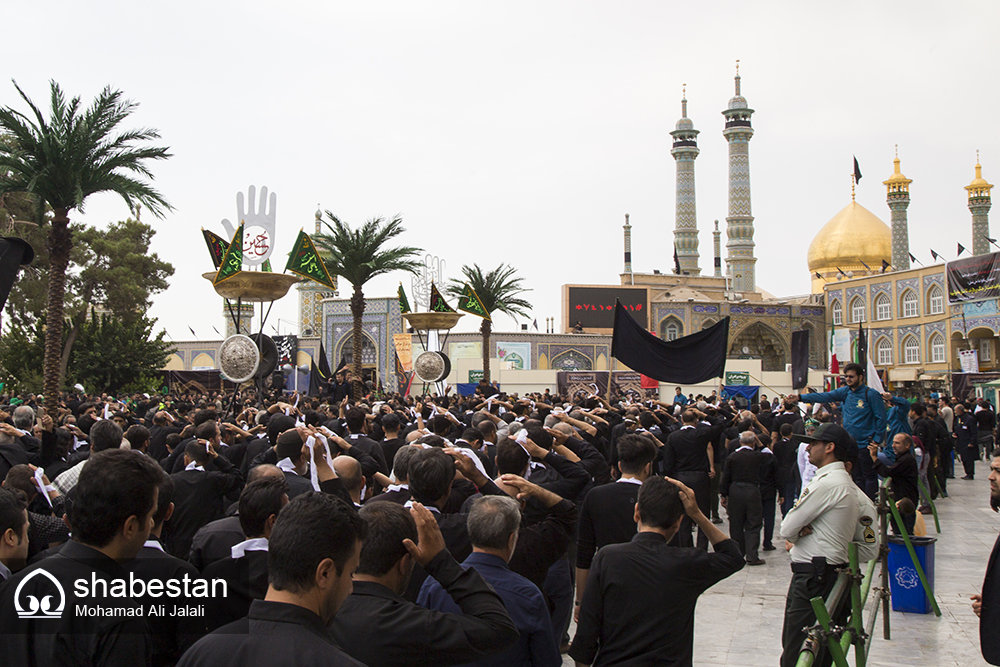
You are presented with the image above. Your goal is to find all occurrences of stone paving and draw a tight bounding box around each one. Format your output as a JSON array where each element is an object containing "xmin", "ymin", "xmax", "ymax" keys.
[{"xmin": 563, "ymin": 458, "xmax": 997, "ymax": 666}]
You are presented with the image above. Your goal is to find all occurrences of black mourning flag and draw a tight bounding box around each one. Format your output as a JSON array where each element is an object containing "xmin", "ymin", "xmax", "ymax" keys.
[
  {"xmin": 308, "ymin": 361, "xmax": 321, "ymax": 396},
  {"xmin": 673, "ymin": 244, "xmax": 681, "ymax": 275},
  {"xmin": 854, "ymin": 156, "xmax": 863, "ymax": 183},
  {"xmin": 612, "ymin": 300, "xmax": 729, "ymax": 383},
  {"xmin": 909, "ymin": 252, "xmax": 920, "ymax": 265},
  {"xmin": 856, "ymin": 320, "xmax": 867, "ymax": 369},
  {"xmin": 791, "ymin": 329, "xmax": 810, "ymax": 389},
  {"xmin": 957, "ymin": 243, "xmax": 966, "ymax": 257},
  {"xmin": 881, "ymin": 259, "xmax": 890, "ymax": 273},
  {"xmin": 930, "ymin": 249, "xmax": 940, "ymax": 261},
  {"xmin": 815, "ymin": 272, "xmax": 823, "ymax": 280},
  {"xmin": 318, "ymin": 342, "xmax": 332, "ymax": 380}
]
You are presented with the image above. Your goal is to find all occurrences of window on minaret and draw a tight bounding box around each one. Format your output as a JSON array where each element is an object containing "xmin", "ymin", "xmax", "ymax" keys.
[
  {"xmin": 928, "ymin": 285, "xmax": 944, "ymax": 315},
  {"xmin": 903, "ymin": 337, "xmax": 920, "ymax": 364},
  {"xmin": 850, "ymin": 297, "xmax": 866, "ymax": 324},
  {"xmin": 877, "ymin": 338, "xmax": 893, "ymax": 366},
  {"xmin": 831, "ymin": 300, "xmax": 843, "ymax": 326},
  {"xmin": 875, "ymin": 293, "xmax": 891, "ymax": 321},
  {"xmin": 930, "ymin": 334, "xmax": 945, "ymax": 363},
  {"xmin": 901, "ymin": 291, "xmax": 918, "ymax": 318}
]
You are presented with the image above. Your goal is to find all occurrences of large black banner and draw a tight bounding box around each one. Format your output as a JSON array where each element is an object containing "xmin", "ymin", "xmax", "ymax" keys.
[
  {"xmin": 946, "ymin": 251, "xmax": 1000, "ymax": 303},
  {"xmin": 612, "ymin": 301, "xmax": 729, "ymax": 384},
  {"xmin": 272, "ymin": 335, "xmax": 298, "ymax": 366}
]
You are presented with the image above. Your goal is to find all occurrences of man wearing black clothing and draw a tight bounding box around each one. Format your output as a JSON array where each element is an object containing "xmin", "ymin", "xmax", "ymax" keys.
[
  {"xmin": 126, "ymin": 472, "xmax": 204, "ymax": 666},
  {"xmin": 380, "ymin": 412, "xmax": 406, "ymax": 471},
  {"xmin": 166, "ymin": 425, "xmax": 244, "ymax": 559},
  {"xmin": 661, "ymin": 409, "xmax": 725, "ymax": 549},
  {"xmin": 0, "ymin": 449, "xmax": 163, "ymax": 667},
  {"xmin": 148, "ymin": 411, "xmax": 182, "ymax": 462},
  {"xmin": 177, "ymin": 492, "xmax": 368, "ymax": 667},
  {"xmin": 720, "ymin": 431, "xmax": 765, "ymax": 564},
  {"xmin": 972, "ymin": 449, "xmax": 1000, "ymax": 665},
  {"xmin": 928, "ymin": 403, "xmax": 953, "ymax": 492},
  {"xmin": 956, "ymin": 404, "xmax": 980, "ymax": 479},
  {"xmin": 868, "ymin": 433, "xmax": 919, "ymax": 534},
  {"xmin": 344, "ymin": 407, "xmax": 389, "ymax": 475},
  {"xmin": 570, "ymin": 476, "xmax": 744, "ymax": 667},
  {"xmin": 575, "ymin": 434, "xmax": 657, "ymax": 611},
  {"xmin": 331, "ymin": 501, "xmax": 518, "ymax": 667},
  {"xmin": 202, "ymin": 476, "xmax": 289, "ymax": 632},
  {"xmin": 773, "ymin": 424, "xmax": 798, "ymax": 516}
]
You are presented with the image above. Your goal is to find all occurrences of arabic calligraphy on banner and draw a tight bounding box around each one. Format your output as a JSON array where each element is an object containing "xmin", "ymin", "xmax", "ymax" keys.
[{"xmin": 946, "ymin": 251, "xmax": 1000, "ymax": 303}]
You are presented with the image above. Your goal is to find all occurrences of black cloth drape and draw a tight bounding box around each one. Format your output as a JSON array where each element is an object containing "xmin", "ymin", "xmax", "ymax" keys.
[
  {"xmin": 790, "ymin": 330, "xmax": 809, "ymax": 389},
  {"xmin": 611, "ymin": 301, "xmax": 729, "ymax": 384}
]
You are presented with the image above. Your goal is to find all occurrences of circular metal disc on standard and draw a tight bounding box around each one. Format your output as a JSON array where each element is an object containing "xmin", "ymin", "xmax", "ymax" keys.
[
  {"xmin": 413, "ymin": 351, "xmax": 450, "ymax": 383},
  {"xmin": 219, "ymin": 335, "xmax": 261, "ymax": 383},
  {"xmin": 250, "ymin": 333, "xmax": 279, "ymax": 379}
]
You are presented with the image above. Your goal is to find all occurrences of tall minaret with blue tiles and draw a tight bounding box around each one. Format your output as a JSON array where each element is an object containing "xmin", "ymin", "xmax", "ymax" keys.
[
  {"xmin": 722, "ymin": 61, "xmax": 756, "ymax": 292},
  {"xmin": 671, "ymin": 85, "xmax": 701, "ymax": 275}
]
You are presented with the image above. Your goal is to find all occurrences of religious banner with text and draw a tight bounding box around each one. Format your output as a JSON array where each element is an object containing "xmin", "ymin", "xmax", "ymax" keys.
[{"xmin": 946, "ymin": 251, "xmax": 1000, "ymax": 303}]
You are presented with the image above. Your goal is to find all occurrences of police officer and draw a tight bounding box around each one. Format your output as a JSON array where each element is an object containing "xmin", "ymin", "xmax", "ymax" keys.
[{"xmin": 778, "ymin": 423, "xmax": 861, "ymax": 667}]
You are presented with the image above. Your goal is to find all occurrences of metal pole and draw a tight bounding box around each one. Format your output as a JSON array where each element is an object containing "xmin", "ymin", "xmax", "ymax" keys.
[
  {"xmin": 878, "ymin": 483, "xmax": 891, "ymax": 640},
  {"xmin": 809, "ymin": 592, "xmax": 852, "ymax": 667},
  {"xmin": 916, "ymin": 478, "xmax": 941, "ymax": 533},
  {"xmin": 847, "ymin": 545, "xmax": 865, "ymax": 667}
]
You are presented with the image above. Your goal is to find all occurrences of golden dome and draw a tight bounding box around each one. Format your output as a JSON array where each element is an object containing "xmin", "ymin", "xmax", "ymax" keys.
[{"xmin": 808, "ymin": 201, "xmax": 892, "ymax": 292}]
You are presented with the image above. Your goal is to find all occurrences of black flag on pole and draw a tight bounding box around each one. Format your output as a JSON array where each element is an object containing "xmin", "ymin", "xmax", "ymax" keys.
[
  {"xmin": 930, "ymin": 249, "xmax": 940, "ymax": 262},
  {"xmin": 856, "ymin": 319, "xmax": 867, "ymax": 369},
  {"xmin": 612, "ymin": 300, "xmax": 729, "ymax": 383},
  {"xmin": 673, "ymin": 244, "xmax": 682, "ymax": 275},
  {"xmin": 815, "ymin": 272, "xmax": 823, "ymax": 280},
  {"xmin": 957, "ymin": 243, "xmax": 966, "ymax": 257},
  {"xmin": 908, "ymin": 252, "xmax": 921, "ymax": 266},
  {"xmin": 791, "ymin": 329, "xmax": 810, "ymax": 389},
  {"xmin": 881, "ymin": 259, "xmax": 890, "ymax": 273},
  {"xmin": 853, "ymin": 156, "xmax": 863, "ymax": 183}
]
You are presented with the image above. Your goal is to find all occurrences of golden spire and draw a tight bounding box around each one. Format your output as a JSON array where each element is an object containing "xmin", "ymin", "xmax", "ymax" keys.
[
  {"xmin": 966, "ymin": 151, "xmax": 993, "ymax": 197},
  {"xmin": 851, "ymin": 173, "xmax": 856, "ymax": 202},
  {"xmin": 681, "ymin": 83, "xmax": 687, "ymax": 117},
  {"xmin": 884, "ymin": 146, "xmax": 911, "ymax": 192}
]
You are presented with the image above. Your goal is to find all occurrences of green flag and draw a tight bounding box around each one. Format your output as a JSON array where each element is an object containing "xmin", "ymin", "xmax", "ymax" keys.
[
  {"xmin": 398, "ymin": 283, "xmax": 411, "ymax": 314},
  {"xmin": 261, "ymin": 259, "xmax": 272, "ymax": 272},
  {"xmin": 214, "ymin": 223, "xmax": 243, "ymax": 285},
  {"xmin": 429, "ymin": 282, "xmax": 455, "ymax": 313},
  {"xmin": 457, "ymin": 283, "xmax": 491, "ymax": 321},
  {"xmin": 284, "ymin": 230, "xmax": 336, "ymax": 289},
  {"xmin": 202, "ymin": 228, "xmax": 229, "ymax": 269}
]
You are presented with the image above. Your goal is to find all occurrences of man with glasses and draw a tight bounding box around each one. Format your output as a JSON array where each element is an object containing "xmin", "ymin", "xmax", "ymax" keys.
[
  {"xmin": 778, "ymin": 423, "xmax": 861, "ymax": 667},
  {"xmin": 786, "ymin": 363, "xmax": 887, "ymax": 499}
]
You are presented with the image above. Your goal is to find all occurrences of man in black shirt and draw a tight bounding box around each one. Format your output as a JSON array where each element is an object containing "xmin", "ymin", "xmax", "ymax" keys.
[
  {"xmin": 331, "ymin": 501, "xmax": 517, "ymax": 667},
  {"xmin": 166, "ymin": 425, "xmax": 244, "ymax": 558},
  {"xmin": 0, "ymin": 449, "xmax": 164, "ymax": 666},
  {"xmin": 720, "ymin": 431, "xmax": 766, "ymax": 565},
  {"xmin": 661, "ymin": 409, "xmax": 725, "ymax": 549},
  {"xmin": 569, "ymin": 476, "xmax": 744, "ymax": 667},
  {"xmin": 178, "ymin": 492, "xmax": 367, "ymax": 667},
  {"xmin": 868, "ymin": 433, "xmax": 919, "ymax": 534},
  {"xmin": 575, "ymin": 434, "xmax": 657, "ymax": 613}
]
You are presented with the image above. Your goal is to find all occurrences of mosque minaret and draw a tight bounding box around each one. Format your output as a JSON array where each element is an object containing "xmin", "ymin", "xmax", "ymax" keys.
[
  {"xmin": 883, "ymin": 147, "xmax": 912, "ymax": 270},
  {"xmin": 722, "ymin": 61, "xmax": 756, "ymax": 292},
  {"xmin": 670, "ymin": 85, "xmax": 701, "ymax": 275}
]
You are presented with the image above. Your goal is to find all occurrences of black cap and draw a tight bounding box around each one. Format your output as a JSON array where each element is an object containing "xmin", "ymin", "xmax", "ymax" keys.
[{"xmin": 793, "ymin": 422, "xmax": 858, "ymax": 462}]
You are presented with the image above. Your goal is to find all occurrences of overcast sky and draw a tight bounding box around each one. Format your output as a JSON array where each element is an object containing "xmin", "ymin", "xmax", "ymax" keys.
[{"xmin": 7, "ymin": 1, "xmax": 998, "ymax": 340}]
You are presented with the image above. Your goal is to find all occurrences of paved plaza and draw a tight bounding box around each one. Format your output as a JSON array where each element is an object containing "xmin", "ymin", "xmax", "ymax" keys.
[{"xmin": 564, "ymin": 457, "xmax": 998, "ymax": 666}]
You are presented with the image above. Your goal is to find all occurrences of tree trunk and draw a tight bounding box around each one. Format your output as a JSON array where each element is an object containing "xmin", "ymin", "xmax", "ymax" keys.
[
  {"xmin": 43, "ymin": 210, "xmax": 72, "ymax": 407},
  {"xmin": 480, "ymin": 318, "xmax": 492, "ymax": 383},
  {"xmin": 350, "ymin": 284, "xmax": 366, "ymax": 400},
  {"xmin": 58, "ymin": 321, "xmax": 80, "ymax": 389}
]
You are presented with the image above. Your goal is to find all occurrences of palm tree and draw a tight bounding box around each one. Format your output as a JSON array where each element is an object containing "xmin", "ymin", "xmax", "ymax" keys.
[
  {"xmin": 314, "ymin": 214, "xmax": 421, "ymax": 399},
  {"xmin": 0, "ymin": 81, "xmax": 171, "ymax": 406},
  {"xmin": 447, "ymin": 264, "xmax": 531, "ymax": 383}
]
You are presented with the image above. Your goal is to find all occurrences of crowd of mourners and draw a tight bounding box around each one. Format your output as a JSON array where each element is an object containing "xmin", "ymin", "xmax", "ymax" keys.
[{"xmin": 0, "ymin": 367, "xmax": 995, "ymax": 667}]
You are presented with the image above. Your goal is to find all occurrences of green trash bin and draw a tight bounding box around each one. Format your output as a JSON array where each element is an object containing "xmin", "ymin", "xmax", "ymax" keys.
[{"xmin": 887, "ymin": 535, "xmax": 935, "ymax": 614}]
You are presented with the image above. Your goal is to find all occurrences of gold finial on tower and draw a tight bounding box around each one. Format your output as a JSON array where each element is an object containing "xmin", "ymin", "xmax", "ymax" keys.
[
  {"xmin": 851, "ymin": 173, "xmax": 856, "ymax": 202},
  {"xmin": 895, "ymin": 144, "xmax": 898, "ymax": 159},
  {"xmin": 735, "ymin": 59, "xmax": 740, "ymax": 75}
]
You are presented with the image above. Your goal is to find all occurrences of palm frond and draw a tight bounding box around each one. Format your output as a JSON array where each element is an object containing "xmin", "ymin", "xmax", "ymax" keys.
[
  {"xmin": 445, "ymin": 263, "xmax": 532, "ymax": 319},
  {"xmin": 314, "ymin": 213, "xmax": 423, "ymax": 289}
]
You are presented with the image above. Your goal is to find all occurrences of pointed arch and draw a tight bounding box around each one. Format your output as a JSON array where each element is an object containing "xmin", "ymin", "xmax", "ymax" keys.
[
  {"xmin": 659, "ymin": 316, "xmax": 684, "ymax": 341},
  {"xmin": 875, "ymin": 336, "xmax": 893, "ymax": 366},
  {"xmin": 849, "ymin": 296, "xmax": 866, "ymax": 323},
  {"xmin": 902, "ymin": 334, "xmax": 920, "ymax": 364},
  {"xmin": 831, "ymin": 300, "xmax": 843, "ymax": 326},
  {"xmin": 728, "ymin": 322, "xmax": 788, "ymax": 372},
  {"xmin": 929, "ymin": 332, "xmax": 946, "ymax": 363},
  {"xmin": 874, "ymin": 292, "xmax": 891, "ymax": 321},
  {"xmin": 900, "ymin": 289, "xmax": 919, "ymax": 318},
  {"xmin": 927, "ymin": 284, "xmax": 944, "ymax": 315}
]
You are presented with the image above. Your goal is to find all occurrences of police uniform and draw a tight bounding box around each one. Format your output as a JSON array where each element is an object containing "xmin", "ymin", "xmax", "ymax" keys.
[
  {"xmin": 852, "ymin": 486, "xmax": 879, "ymax": 564},
  {"xmin": 778, "ymin": 461, "xmax": 860, "ymax": 667}
]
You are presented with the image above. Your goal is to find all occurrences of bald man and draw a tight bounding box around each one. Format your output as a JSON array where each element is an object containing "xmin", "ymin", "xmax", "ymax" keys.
[{"xmin": 334, "ymin": 456, "xmax": 366, "ymax": 508}]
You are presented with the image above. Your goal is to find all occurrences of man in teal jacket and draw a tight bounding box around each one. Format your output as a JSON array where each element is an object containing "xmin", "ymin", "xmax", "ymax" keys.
[{"xmin": 787, "ymin": 363, "xmax": 887, "ymax": 499}]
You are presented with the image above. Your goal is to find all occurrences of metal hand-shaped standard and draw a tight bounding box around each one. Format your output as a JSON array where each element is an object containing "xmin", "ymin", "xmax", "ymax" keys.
[{"xmin": 222, "ymin": 185, "xmax": 277, "ymax": 266}]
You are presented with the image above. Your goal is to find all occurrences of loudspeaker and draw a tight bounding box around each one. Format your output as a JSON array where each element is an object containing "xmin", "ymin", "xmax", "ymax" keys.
[
  {"xmin": 0, "ymin": 237, "xmax": 34, "ymax": 313},
  {"xmin": 271, "ymin": 371, "xmax": 285, "ymax": 391}
]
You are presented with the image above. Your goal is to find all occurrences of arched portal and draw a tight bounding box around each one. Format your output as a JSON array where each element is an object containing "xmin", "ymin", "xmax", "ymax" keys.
[{"xmin": 729, "ymin": 322, "xmax": 787, "ymax": 371}]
